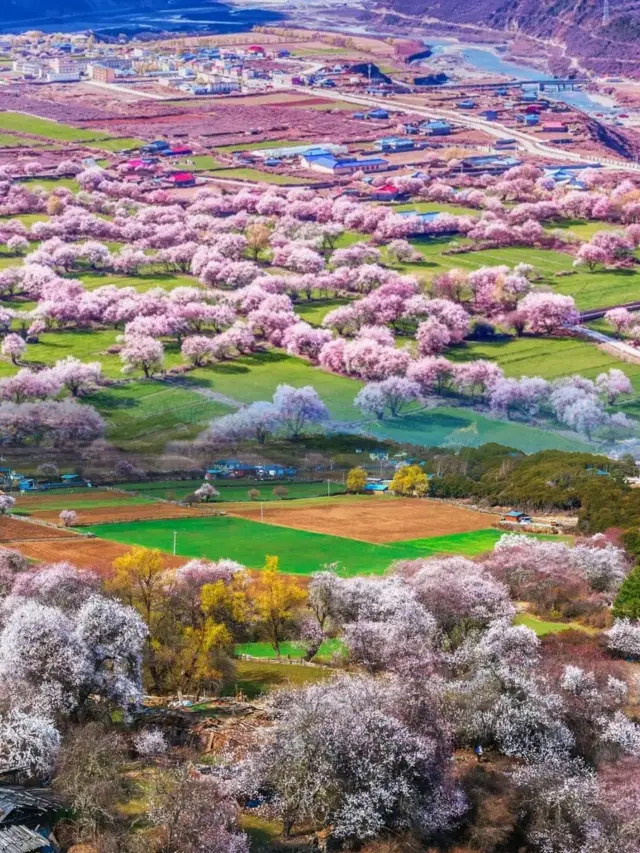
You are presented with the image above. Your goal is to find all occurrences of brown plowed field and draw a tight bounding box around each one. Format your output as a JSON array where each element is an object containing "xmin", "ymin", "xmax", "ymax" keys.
[
  {"xmin": 0, "ymin": 516, "xmax": 78, "ymax": 542},
  {"xmin": 36, "ymin": 504, "xmax": 212, "ymax": 525},
  {"xmin": 230, "ymin": 497, "xmax": 497, "ymax": 544},
  {"xmin": 10, "ymin": 537, "xmax": 184, "ymax": 578}
]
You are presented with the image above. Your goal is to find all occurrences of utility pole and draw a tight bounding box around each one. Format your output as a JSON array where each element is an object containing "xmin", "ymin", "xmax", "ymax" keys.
[{"xmin": 603, "ymin": 0, "xmax": 610, "ymax": 26}]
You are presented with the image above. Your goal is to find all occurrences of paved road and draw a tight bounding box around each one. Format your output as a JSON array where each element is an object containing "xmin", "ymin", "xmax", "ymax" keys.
[
  {"xmin": 571, "ymin": 324, "xmax": 640, "ymax": 362},
  {"xmin": 299, "ymin": 86, "xmax": 640, "ymax": 169}
]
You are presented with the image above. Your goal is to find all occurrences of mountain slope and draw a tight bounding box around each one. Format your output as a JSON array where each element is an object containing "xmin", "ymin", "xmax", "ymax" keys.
[{"xmin": 379, "ymin": 0, "xmax": 640, "ymax": 75}]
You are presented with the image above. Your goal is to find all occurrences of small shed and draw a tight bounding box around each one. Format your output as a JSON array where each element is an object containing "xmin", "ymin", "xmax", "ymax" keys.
[{"xmin": 502, "ymin": 510, "xmax": 533, "ymax": 524}]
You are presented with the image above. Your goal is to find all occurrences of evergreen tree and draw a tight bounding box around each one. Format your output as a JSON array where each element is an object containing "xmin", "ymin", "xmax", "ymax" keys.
[{"xmin": 613, "ymin": 564, "xmax": 640, "ymax": 620}]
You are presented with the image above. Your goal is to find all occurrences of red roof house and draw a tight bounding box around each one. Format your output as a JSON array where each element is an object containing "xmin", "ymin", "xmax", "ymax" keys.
[{"xmin": 170, "ymin": 172, "xmax": 196, "ymax": 187}]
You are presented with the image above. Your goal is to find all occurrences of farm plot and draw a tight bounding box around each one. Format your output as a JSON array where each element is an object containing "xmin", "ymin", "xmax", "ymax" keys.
[
  {"xmin": 118, "ymin": 480, "xmax": 346, "ymax": 503},
  {"xmin": 0, "ymin": 515, "xmax": 79, "ymax": 542},
  {"xmin": 229, "ymin": 496, "xmax": 499, "ymax": 544},
  {"xmin": 10, "ymin": 536, "xmax": 184, "ymax": 577},
  {"xmin": 404, "ymin": 242, "xmax": 640, "ymax": 311},
  {"xmin": 84, "ymin": 515, "xmax": 435, "ymax": 576},
  {"xmin": 14, "ymin": 489, "xmax": 153, "ymax": 514},
  {"xmin": 0, "ymin": 112, "xmax": 112, "ymax": 142},
  {"xmin": 41, "ymin": 502, "xmax": 213, "ymax": 526}
]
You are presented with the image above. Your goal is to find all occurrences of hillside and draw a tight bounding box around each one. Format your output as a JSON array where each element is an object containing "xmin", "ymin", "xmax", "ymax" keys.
[{"xmin": 378, "ymin": 0, "xmax": 640, "ymax": 76}]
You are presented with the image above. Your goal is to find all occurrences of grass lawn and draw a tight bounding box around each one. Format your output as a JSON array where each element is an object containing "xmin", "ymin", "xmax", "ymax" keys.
[
  {"xmin": 84, "ymin": 515, "xmax": 432, "ymax": 576},
  {"xmin": 0, "ymin": 112, "xmax": 111, "ymax": 142},
  {"xmin": 306, "ymin": 100, "xmax": 362, "ymax": 111},
  {"xmin": 19, "ymin": 177, "xmax": 79, "ymax": 192},
  {"xmin": 398, "ymin": 528, "xmax": 572, "ymax": 556},
  {"xmin": 395, "ymin": 201, "xmax": 480, "ymax": 218},
  {"xmin": 221, "ymin": 659, "xmax": 333, "ymax": 699},
  {"xmin": 294, "ymin": 297, "xmax": 350, "ymax": 326},
  {"xmin": 209, "ymin": 167, "xmax": 315, "ymax": 185},
  {"xmin": 87, "ymin": 381, "xmax": 231, "ymax": 453},
  {"xmin": 14, "ymin": 496, "xmax": 154, "ymax": 515},
  {"xmin": 446, "ymin": 334, "xmax": 640, "ymax": 419},
  {"xmin": 0, "ymin": 133, "xmax": 47, "ymax": 148},
  {"xmin": 364, "ymin": 405, "xmax": 591, "ymax": 453},
  {"xmin": 235, "ymin": 638, "xmax": 344, "ymax": 661},
  {"xmin": 189, "ymin": 154, "xmax": 222, "ymax": 171},
  {"xmin": 118, "ymin": 479, "xmax": 346, "ymax": 502},
  {"xmin": 551, "ymin": 218, "xmax": 616, "ymax": 240},
  {"xmin": 411, "ymin": 241, "xmax": 640, "ymax": 311},
  {"xmin": 514, "ymin": 613, "xmax": 595, "ymax": 636},
  {"xmin": 188, "ymin": 350, "xmax": 363, "ymax": 421},
  {"xmin": 88, "ymin": 137, "xmax": 145, "ymax": 152},
  {"xmin": 214, "ymin": 139, "xmax": 309, "ymax": 153},
  {"xmin": 0, "ymin": 212, "xmax": 48, "ymax": 226}
]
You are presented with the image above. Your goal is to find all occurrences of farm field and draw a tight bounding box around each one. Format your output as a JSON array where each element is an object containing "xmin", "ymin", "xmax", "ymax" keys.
[
  {"xmin": 208, "ymin": 168, "xmax": 314, "ymax": 184},
  {"xmin": 34, "ymin": 501, "xmax": 211, "ymax": 526},
  {"xmin": 513, "ymin": 613, "xmax": 595, "ymax": 636},
  {"xmin": 398, "ymin": 528, "xmax": 572, "ymax": 556},
  {"xmin": 447, "ymin": 335, "xmax": 640, "ymax": 418},
  {"xmin": 404, "ymin": 240, "xmax": 640, "ymax": 311},
  {"xmin": 84, "ymin": 515, "xmax": 439, "ymax": 576},
  {"xmin": 0, "ymin": 515, "xmax": 79, "ymax": 542},
  {"xmin": 117, "ymin": 480, "xmax": 347, "ymax": 502},
  {"xmin": 364, "ymin": 404, "xmax": 591, "ymax": 453},
  {"xmin": 221, "ymin": 660, "xmax": 333, "ymax": 699},
  {"xmin": 235, "ymin": 638, "xmax": 344, "ymax": 661},
  {"xmin": 9, "ymin": 535, "xmax": 185, "ymax": 577},
  {"xmin": 229, "ymin": 495, "xmax": 499, "ymax": 544},
  {"xmin": 13, "ymin": 489, "xmax": 156, "ymax": 515},
  {"xmin": 0, "ymin": 112, "xmax": 111, "ymax": 142}
]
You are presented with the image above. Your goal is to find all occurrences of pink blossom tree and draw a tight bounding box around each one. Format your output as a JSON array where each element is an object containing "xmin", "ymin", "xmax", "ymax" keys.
[
  {"xmin": 416, "ymin": 317, "xmax": 452, "ymax": 356},
  {"xmin": 52, "ymin": 356, "xmax": 103, "ymax": 397},
  {"xmin": 120, "ymin": 335, "xmax": 164, "ymax": 378},
  {"xmin": 59, "ymin": 510, "xmax": 77, "ymax": 528},
  {"xmin": 354, "ymin": 377, "xmax": 422, "ymax": 419},
  {"xmin": 282, "ymin": 322, "xmax": 333, "ymax": 363},
  {"xmin": 596, "ymin": 368, "xmax": 633, "ymax": 404},
  {"xmin": 1, "ymin": 333, "xmax": 26, "ymax": 365},
  {"xmin": 518, "ymin": 292, "xmax": 579, "ymax": 334}
]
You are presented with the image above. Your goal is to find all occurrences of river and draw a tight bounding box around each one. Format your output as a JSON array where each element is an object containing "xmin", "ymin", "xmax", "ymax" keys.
[
  {"xmin": 0, "ymin": 0, "xmax": 283, "ymax": 37},
  {"xmin": 425, "ymin": 38, "xmax": 619, "ymax": 116}
]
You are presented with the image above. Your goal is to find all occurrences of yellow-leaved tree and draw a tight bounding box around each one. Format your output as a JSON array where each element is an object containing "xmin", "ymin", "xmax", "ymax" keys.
[
  {"xmin": 250, "ymin": 556, "xmax": 307, "ymax": 654},
  {"xmin": 346, "ymin": 466, "xmax": 368, "ymax": 494},
  {"xmin": 390, "ymin": 464, "xmax": 429, "ymax": 497}
]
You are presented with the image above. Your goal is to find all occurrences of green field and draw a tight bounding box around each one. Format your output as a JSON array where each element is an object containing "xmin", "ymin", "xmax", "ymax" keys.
[
  {"xmin": 513, "ymin": 613, "xmax": 594, "ymax": 636},
  {"xmin": 88, "ymin": 381, "xmax": 231, "ymax": 453},
  {"xmin": 403, "ymin": 240, "xmax": 640, "ymax": 311},
  {"xmin": 117, "ymin": 479, "xmax": 346, "ymax": 502},
  {"xmin": 235, "ymin": 638, "xmax": 344, "ymax": 661},
  {"xmin": 0, "ymin": 112, "xmax": 111, "ymax": 142},
  {"xmin": 447, "ymin": 335, "xmax": 640, "ymax": 419},
  {"xmin": 400, "ymin": 528, "xmax": 505, "ymax": 556},
  {"xmin": 14, "ymin": 496, "xmax": 154, "ymax": 515},
  {"xmin": 85, "ymin": 515, "xmax": 431, "ymax": 576},
  {"xmin": 214, "ymin": 139, "xmax": 309, "ymax": 153},
  {"xmin": 0, "ymin": 133, "xmax": 48, "ymax": 148},
  {"xmin": 209, "ymin": 167, "xmax": 315, "ymax": 185},
  {"xmin": 89, "ymin": 137, "xmax": 146, "ymax": 152},
  {"xmin": 399, "ymin": 528, "xmax": 572, "ymax": 556},
  {"xmin": 222, "ymin": 659, "xmax": 333, "ymax": 699}
]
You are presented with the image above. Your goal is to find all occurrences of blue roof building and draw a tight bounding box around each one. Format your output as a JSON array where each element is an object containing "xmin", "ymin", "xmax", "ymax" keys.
[
  {"xmin": 304, "ymin": 155, "xmax": 389, "ymax": 174},
  {"xmin": 422, "ymin": 120, "xmax": 451, "ymax": 135},
  {"xmin": 366, "ymin": 108, "xmax": 389, "ymax": 119}
]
